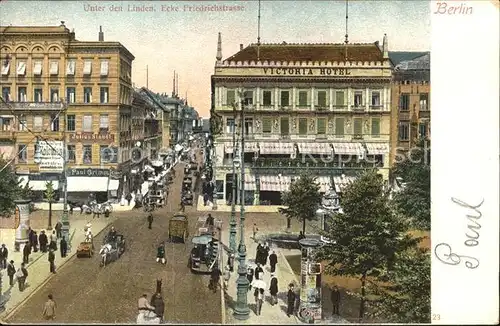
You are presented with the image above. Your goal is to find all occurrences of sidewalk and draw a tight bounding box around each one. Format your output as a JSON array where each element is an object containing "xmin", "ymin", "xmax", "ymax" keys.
[
  {"xmin": 0, "ymin": 215, "xmax": 115, "ymax": 320},
  {"xmin": 219, "ymin": 228, "xmax": 301, "ymax": 325},
  {"xmin": 32, "ymin": 202, "xmax": 134, "ymax": 212},
  {"xmin": 197, "ymin": 197, "xmax": 284, "ymax": 213}
]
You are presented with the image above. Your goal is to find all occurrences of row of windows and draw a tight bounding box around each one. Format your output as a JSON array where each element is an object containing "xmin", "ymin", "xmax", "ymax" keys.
[
  {"xmin": 1, "ymin": 59, "xmax": 109, "ymax": 77},
  {"xmin": 398, "ymin": 122, "xmax": 429, "ymax": 141},
  {"xmin": 0, "ymin": 114, "xmax": 110, "ymax": 132},
  {"xmin": 225, "ymin": 88, "xmax": 385, "ymax": 108},
  {"xmin": 225, "ymin": 117, "xmax": 382, "ymax": 137},
  {"xmin": 1, "ymin": 86, "xmax": 110, "ymax": 104},
  {"xmin": 399, "ymin": 93, "xmax": 429, "ymax": 111},
  {"xmin": 16, "ymin": 144, "xmax": 117, "ymax": 164}
]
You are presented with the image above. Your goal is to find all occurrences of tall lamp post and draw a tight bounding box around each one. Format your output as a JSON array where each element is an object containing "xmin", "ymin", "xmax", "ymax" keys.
[
  {"xmin": 228, "ymin": 102, "xmax": 238, "ymax": 253},
  {"xmin": 233, "ymin": 94, "xmax": 250, "ymax": 320},
  {"xmin": 33, "ymin": 105, "xmax": 71, "ymax": 251}
]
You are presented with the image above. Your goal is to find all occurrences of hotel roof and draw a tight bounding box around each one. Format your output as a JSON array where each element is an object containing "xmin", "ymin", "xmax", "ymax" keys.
[{"xmin": 224, "ymin": 42, "xmax": 385, "ymax": 63}]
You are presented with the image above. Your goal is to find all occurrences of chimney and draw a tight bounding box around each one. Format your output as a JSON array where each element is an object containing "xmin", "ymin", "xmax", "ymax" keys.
[
  {"xmin": 99, "ymin": 26, "xmax": 104, "ymax": 42},
  {"xmin": 382, "ymin": 33, "xmax": 388, "ymax": 59},
  {"xmin": 240, "ymin": 44, "xmax": 243, "ymax": 51},
  {"xmin": 216, "ymin": 32, "xmax": 222, "ymax": 63}
]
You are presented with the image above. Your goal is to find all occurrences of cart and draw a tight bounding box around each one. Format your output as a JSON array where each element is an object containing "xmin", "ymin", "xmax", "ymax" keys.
[
  {"xmin": 76, "ymin": 241, "xmax": 94, "ymax": 258},
  {"xmin": 168, "ymin": 214, "xmax": 189, "ymax": 243},
  {"xmin": 182, "ymin": 177, "xmax": 193, "ymax": 191}
]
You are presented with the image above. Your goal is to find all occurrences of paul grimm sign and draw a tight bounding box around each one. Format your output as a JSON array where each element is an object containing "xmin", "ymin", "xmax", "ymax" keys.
[
  {"xmin": 67, "ymin": 168, "xmax": 110, "ymax": 177},
  {"xmin": 262, "ymin": 67, "xmax": 352, "ymax": 76}
]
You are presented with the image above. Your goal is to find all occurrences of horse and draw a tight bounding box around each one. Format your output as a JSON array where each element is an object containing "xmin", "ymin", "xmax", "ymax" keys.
[{"xmin": 99, "ymin": 244, "xmax": 113, "ymax": 267}]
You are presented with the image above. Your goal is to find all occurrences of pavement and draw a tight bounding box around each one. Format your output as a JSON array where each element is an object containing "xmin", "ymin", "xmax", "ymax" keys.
[
  {"xmin": 33, "ymin": 202, "xmax": 134, "ymax": 212},
  {"xmin": 0, "ymin": 214, "xmax": 116, "ymax": 321},
  {"xmin": 219, "ymin": 227, "xmax": 302, "ymax": 325},
  {"xmin": 197, "ymin": 197, "xmax": 284, "ymax": 213}
]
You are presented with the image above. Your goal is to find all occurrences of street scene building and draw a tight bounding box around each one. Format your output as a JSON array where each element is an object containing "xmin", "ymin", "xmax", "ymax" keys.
[{"xmin": 211, "ymin": 34, "xmax": 393, "ymax": 206}]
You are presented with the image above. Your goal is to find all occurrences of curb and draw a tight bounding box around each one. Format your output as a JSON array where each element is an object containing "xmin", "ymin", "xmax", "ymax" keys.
[
  {"xmin": 1, "ymin": 219, "xmax": 114, "ymax": 322},
  {"xmin": 278, "ymin": 249, "xmax": 301, "ymax": 324}
]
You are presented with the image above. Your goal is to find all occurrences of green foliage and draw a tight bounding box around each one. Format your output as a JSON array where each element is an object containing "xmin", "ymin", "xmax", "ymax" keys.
[
  {"xmin": 392, "ymin": 139, "xmax": 431, "ymax": 230},
  {"xmin": 318, "ymin": 170, "xmax": 419, "ymax": 321},
  {"xmin": 367, "ymin": 248, "xmax": 431, "ymax": 323},
  {"xmin": 279, "ymin": 172, "xmax": 322, "ymax": 234},
  {"xmin": 0, "ymin": 155, "xmax": 29, "ymax": 216},
  {"xmin": 44, "ymin": 181, "xmax": 56, "ymax": 203}
]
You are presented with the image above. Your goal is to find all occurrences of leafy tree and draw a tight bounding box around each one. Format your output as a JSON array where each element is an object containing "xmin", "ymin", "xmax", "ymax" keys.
[
  {"xmin": 319, "ymin": 170, "xmax": 419, "ymax": 322},
  {"xmin": 279, "ymin": 172, "xmax": 322, "ymax": 234},
  {"xmin": 44, "ymin": 181, "xmax": 56, "ymax": 230},
  {"xmin": 367, "ymin": 248, "xmax": 431, "ymax": 323},
  {"xmin": 392, "ymin": 139, "xmax": 430, "ymax": 230},
  {"xmin": 0, "ymin": 155, "xmax": 26, "ymax": 217}
]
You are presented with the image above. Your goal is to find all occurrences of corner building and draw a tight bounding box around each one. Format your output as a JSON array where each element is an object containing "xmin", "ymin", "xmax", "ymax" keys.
[
  {"xmin": 211, "ymin": 34, "xmax": 393, "ymax": 206},
  {"xmin": 0, "ymin": 24, "xmax": 135, "ymax": 202}
]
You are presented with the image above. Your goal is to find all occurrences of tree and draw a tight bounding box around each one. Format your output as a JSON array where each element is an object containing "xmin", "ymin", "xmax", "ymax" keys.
[
  {"xmin": 279, "ymin": 173, "xmax": 322, "ymax": 235},
  {"xmin": 0, "ymin": 155, "xmax": 26, "ymax": 217},
  {"xmin": 44, "ymin": 181, "xmax": 56, "ymax": 230},
  {"xmin": 392, "ymin": 139, "xmax": 430, "ymax": 230},
  {"xmin": 319, "ymin": 170, "xmax": 419, "ymax": 322},
  {"xmin": 367, "ymin": 248, "xmax": 431, "ymax": 323}
]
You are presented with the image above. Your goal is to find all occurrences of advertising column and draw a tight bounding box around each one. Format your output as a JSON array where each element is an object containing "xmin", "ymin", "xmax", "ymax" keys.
[
  {"xmin": 298, "ymin": 238, "xmax": 323, "ymax": 324},
  {"xmin": 13, "ymin": 199, "xmax": 32, "ymax": 251}
]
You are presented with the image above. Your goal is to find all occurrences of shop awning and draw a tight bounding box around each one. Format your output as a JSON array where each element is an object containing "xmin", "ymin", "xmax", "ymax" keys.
[
  {"xmin": 108, "ymin": 179, "xmax": 119, "ymax": 191},
  {"xmin": 225, "ymin": 142, "xmax": 259, "ymax": 154},
  {"xmin": 315, "ymin": 176, "xmax": 332, "ymax": 193},
  {"xmin": 365, "ymin": 143, "xmax": 390, "ymax": 155},
  {"xmin": 259, "ymin": 175, "xmax": 293, "ymax": 192},
  {"xmin": 332, "ymin": 142, "xmax": 365, "ymax": 155},
  {"xmin": 333, "ymin": 175, "xmax": 357, "ymax": 193},
  {"xmin": 17, "ymin": 175, "xmax": 29, "ymax": 188},
  {"xmin": 67, "ymin": 177, "xmax": 108, "ymax": 192},
  {"xmin": 243, "ymin": 174, "xmax": 256, "ymax": 191},
  {"xmin": 297, "ymin": 142, "xmax": 332, "ymax": 155},
  {"xmin": 29, "ymin": 180, "xmax": 60, "ymax": 191},
  {"xmin": 259, "ymin": 142, "xmax": 295, "ymax": 155}
]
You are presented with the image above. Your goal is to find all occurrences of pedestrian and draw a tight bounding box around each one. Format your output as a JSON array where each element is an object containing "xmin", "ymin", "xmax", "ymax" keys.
[
  {"xmin": 269, "ymin": 250, "xmax": 278, "ymax": 273},
  {"xmin": 255, "ymin": 242, "xmax": 263, "ymax": 264},
  {"xmin": 60, "ymin": 236, "xmax": 68, "ymax": 258},
  {"xmin": 331, "ymin": 285, "xmax": 341, "ymax": 316},
  {"xmin": 269, "ymin": 273, "xmax": 278, "ymax": 306},
  {"xmin": 28, "ymin": 228, "xmax": 35, "ymax": 247},
  {"xmin": 256, "ymin": 288, "xmax": 264, "ymax": 315},
  {"xmin": 138, "ymin": 294, "xmax": 155, "ymax": 313},
  {"xmin": 16, "ymin": 262, "xmax": 28, "ymax": 291},
  {"xmin": 223, "ymin": 265, "xmax": 231, "ymax": 291},
  {"xmin": 147, "ymin": 213, "xmax": 153, "ymax": 229},
  {"xmin": 32, "ymin": 231, "xmax": 39, "ymax": 252},
  {"xmin": 252, "ymin": 223, "xmax": 258, "ymax": 241},
  {"xmin": 263, "ymin": 242, "xmax": 270, "ymax": 266},
  {"xmin": 227, "ymin": 253, "xmax": 235, "ymax": 272},
  {"xmin": 0, "ymin": 244, "xmax": 8, "ymax": 269},
  {"xmin": 254, "ymin": 263, "xmax": 263, "ymax": 280},
  {"xmin": 246, "ymin": 266, "xmax": 254, "ymax": 292},
  {"xmin": 7, "ymin": 260, "xmax": 15, "ymax": 286},
  {"xmin": 48, "ymin": 248, "xmax": 56, "ymax": 273},
  {"xmin": 126, "ymin": 193, "xmax": 132, "ymax": 206},
  {"xmin": 55, "ymin": 221, "xmax": 63, "ymax": 239},
  {"xmin": 287, "ymin": 283, "xmax": 296, "ymax": 317},
  {"xmin": 150, "ymin": 292, "xmax": 165, "ymax": 322},
  {"xmin": 42, "ymin": 294, "xmax": 56, "ymax": 320},
  {"xmin": 209, "ymin": 265, "xmax": 221, "ymax": 293},
  {"xmin": 39, "ymin": 230, "xmax": 48, "ymax": 253},
  {"xmin": 156, "ymin": 242, "xmax": 166, "ymax": 264},
  {"xmin": 22, "ymin": 242, "xmax": 31, "ymax": 264},
  {"xmin": 49, "ymin": 232, "xmax": 58, "ymax": 251}
]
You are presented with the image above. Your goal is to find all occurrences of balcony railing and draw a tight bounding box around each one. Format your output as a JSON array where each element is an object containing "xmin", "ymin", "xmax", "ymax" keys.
[
  {"xmin": 252, "ymin": 157, "xmax": 383, "ymax": 169},
  {"xmin": 333, "ymin": 105, "xmax": 348, "ymax": 110}
]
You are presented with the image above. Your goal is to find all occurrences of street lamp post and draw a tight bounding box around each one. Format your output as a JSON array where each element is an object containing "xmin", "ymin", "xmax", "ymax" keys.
[
  {"xmin": 228, "ymin": 102, "xmax": 238, "ymax": 253},
  {"xmin": 233, "ymin": 95, "xmax": 250, "ymax": 320}
]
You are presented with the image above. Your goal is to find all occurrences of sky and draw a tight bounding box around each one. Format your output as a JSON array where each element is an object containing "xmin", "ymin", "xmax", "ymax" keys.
[{"xmin": 1, "ymin": 0, "xmax": 431, "ymax": 117}]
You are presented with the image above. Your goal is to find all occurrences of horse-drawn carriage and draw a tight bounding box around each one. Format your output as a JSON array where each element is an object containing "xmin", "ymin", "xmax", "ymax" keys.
[
  {"xmin": 188, "ymin": 216, "xmax": 222, "ymax": 273},
  {"xmin": 168, "ymin": 214, "xmax": 189, "ymax": 243},
  {"xmin": 99, "ymin": 234, "xmax": 126, "ymax": 266},
  {"xmin": 77, "ymin": 223, "xmax": 95, "ymax": 258}
]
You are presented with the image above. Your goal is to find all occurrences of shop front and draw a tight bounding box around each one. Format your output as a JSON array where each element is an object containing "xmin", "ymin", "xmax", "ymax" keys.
[{"xmin": 66, "ymin": 168, "xmax": 112, "ymax": 203}]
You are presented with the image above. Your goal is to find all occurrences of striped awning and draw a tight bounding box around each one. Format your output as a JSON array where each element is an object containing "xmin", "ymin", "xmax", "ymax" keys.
[
  {"xmin": 315, "ymin": 176, "xmax": 332, "ymax": 193},
  {"xmin": 297, "ymin": 142, "xmax": 333, "ymax": 155},
  {"xmin": 333, "ymin": 175, "xmax": 357, "ymax": 193},
  {"xmin": 259, "ymin": 142, "xmax": 295, "ymax": 155},
  {"xmin": 332, "ymin": 142, "xmax": 365, "ymax": 155},
  {"xmin": 243, "ymin": 174, "xmax": 256, "ymax": 191},
  {"xmin": 259, "ymin": 175, "xmax": 293, "ymax": 192},
  {"xmin": 225, "ymin": 142, "xmax": 258, "ymax": 154},
  {"xmin": 365, "ymin": 143, "xmax": 390, "ymax": 155}
]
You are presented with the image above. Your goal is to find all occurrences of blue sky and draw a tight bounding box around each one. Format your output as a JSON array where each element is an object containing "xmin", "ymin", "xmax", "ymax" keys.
[{"xmin": 1, "ymin": 0, "xmax": 431, "ymax": 116}]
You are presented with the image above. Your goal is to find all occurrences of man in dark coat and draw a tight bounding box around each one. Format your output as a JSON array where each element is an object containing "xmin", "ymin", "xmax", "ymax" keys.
[
  {"xmin": 60, "ymin": 236, "xmax": 68, "ymax": 258},
  {"xmin": 255, "ymin": 243, "xmax": 263, "ymax": 265},
  {"xmin": 17, "ymin": 262, "xmax": 28, "ymax": 291},
  {"xmin": 156, "ymin": 242, "xmax": 166, "ymax": 264},
  {"xmin": 287, "ymin": 283, "xmax": 296, "ymax": 317},
  {"xmin": 0, "ymin": 244, "xmax": 8, "ymax": 269},
  {"xmin": 331, "ymin": 285, "xmax": 341, "ymax": 315},
  {"xmin": 269, "ymin": 273, "xmax": 279, "ymax": 306},
  {"xmin": 262, "ymin": 243, "xmax": 270, "ymax": 266},
  {"xmin": 22, "ymin": 242, "xmax": 31, "ymax": 264},
  {"xmin": 150, "ymin": 292, "xmax": 165, "ymax": 321},
  {"xmin": 32, "ymin": 231, "xmax": 39, "ymax": 252},
  {"xmin": 55, "ymin": 221, "xmax": 63, "ymax": 239},
  {"xmin": 48, "ymin": 248, "xmax": 56, "ymax": 273},
  {"xmin": 209, "ymin": 265, "xmax": 221, "ymax": 293},
  {"xmin": 28, "ymin": 228, "xmax": 35, "ymax": 249},
  {"xmin": 147, "ymin": 213, "xmax": 153, "ymax": 229},
  {"xmin": 254, "ymin": 263, "xmax": 263, "ymax": 280},
  {"xmin": 39, "ymin": 231, "xmax": 48, "ymax": 253},
  {"xmin": 269, "ymin": 250, "xmax": 278, "ymax": 273},
  {"xmin": 7, "ymin": 260, "xmax": 15, "ymax": 286}
]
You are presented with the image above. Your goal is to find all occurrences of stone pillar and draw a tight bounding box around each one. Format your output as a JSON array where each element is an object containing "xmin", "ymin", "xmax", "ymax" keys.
[
  {"xmin": 297, "ymin": 238, "xmax": 323, "ymax": 324},
  {"xmin": 13, "ymin": 199, "xmax": 32, "ymax": 252}
]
